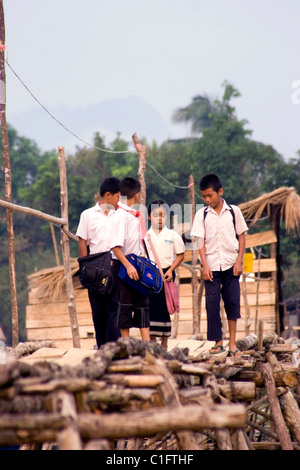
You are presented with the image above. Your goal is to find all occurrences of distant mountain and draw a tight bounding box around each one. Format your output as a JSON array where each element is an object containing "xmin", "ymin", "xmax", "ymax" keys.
[{"xmin": 8, "ymin": 96, "xmax": 172, "ymax": 152}]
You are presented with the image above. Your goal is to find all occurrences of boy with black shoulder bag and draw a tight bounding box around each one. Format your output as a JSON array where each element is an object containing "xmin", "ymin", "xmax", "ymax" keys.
[{"xmin": 76, "ymin": 177, "xmax": 121, "ymax": 348}]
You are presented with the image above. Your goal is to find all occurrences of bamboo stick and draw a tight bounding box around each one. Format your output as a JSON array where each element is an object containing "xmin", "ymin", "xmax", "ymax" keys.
[
  {"xmin": 279, "ymin": 390, "xmax": 300, "ymax": 445},
  {"xmin": 132, "ymin": 133, "xmax": 147, "ymax": 207},
  {"xmin": 78, "ymin": 404, "xmax": 246, "ymax": 440},
  {"xmin": 51, "ymin": 390, "xmax": 82, "ymax": 450},
  {"xmin": 0, "ymin": 2, "xmax": 19, "ymax": 347},
  {"xmin": 189, "ymin": 174, "xmax": 200, "ymax": 335},
  {"xmin": 0, "ymin": 199, "xmax": 68, "ymax": 226},
  {"xmin": 58, "ymin": 146, "xmax": 80, "ymax": 349}
]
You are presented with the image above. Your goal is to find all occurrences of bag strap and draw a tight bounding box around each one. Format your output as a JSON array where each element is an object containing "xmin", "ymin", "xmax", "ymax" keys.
[
  {"xmin": 117, "ymin": 203, "xmax": 150, "ymax": 258},
  {"xmin": 203, "ymin": 205, "xmax": 237, "ymax": 235},
  {"xmin": 145, "ymin": 234, "xmax": 164, "ymax": 279}
]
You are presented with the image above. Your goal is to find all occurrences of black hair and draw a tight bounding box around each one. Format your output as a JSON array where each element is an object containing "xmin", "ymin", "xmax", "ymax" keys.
[
  {"xmin": 100, "ymin": 177, "xmax": 120, "ymax": 197},
  {"xmin": 199, "ymin": 174, "xmax": 222, "ymax": 192},
  {"xmin": 120, "ymin": 177, "xmax": 141, "ymax": 199},
  {"xmin": 147, "ymin": 199, "xmax": 167, "ymax": 216}
]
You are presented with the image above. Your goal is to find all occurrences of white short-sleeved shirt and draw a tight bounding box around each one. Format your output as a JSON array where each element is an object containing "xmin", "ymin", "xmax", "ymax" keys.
[
  {"xmin": 190, "ymin": 199, "xmax": 248, "ymax": 271},
  {"xmin": 76, "ymin": 203, "xmax": 116, "ymax": 254},
  {"xmin": 145, "ymin": 226, "xmax": 185, "ymax": 269},
  {"xmin": 109, "ymin": 201, "xmax": 144, "ymax": 257}
]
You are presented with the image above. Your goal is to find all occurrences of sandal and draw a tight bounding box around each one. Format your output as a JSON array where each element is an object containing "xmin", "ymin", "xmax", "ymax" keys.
[
  {"xmin": 210, "ymin": 345, "xmax": 226, "ymax": 354},
  {"xmin": 228, "ymin": 348, "xmax": 244, "ymax": 357}
]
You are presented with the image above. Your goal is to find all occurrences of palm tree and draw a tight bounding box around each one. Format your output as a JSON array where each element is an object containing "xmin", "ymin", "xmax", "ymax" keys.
[
  {"xmin": 172, "ymin": 82, "xmax": 242, "ymax": 135},
  {"xmin": 172, "ymin": 94, "xmax": 215, "ymax": 134}
]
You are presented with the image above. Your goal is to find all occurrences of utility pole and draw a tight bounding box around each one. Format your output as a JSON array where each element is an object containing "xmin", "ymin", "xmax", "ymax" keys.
[{"xmin": 0, "ymin": 0, "xmax": 19, "ymax": 347}]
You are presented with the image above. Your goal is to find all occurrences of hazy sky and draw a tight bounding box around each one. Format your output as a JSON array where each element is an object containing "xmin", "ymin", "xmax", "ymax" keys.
[{"xmin": 4, "ymin": 0, "xmax": 300, "ymax": 159}]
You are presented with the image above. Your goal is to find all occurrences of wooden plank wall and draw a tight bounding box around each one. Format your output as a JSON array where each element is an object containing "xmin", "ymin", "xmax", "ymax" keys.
[{"xmin": 25, "ymin": 230, "xmax": 278, "ymax": 348}]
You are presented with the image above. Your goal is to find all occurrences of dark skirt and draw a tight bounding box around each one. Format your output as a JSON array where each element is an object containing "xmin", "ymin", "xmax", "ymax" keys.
[{"xmin": 149, "ymin": 267, "xmax": 172, "ymax": 337}]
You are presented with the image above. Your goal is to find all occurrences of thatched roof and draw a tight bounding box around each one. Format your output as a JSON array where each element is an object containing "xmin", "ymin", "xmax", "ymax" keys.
[
  {"xmin": 239, "ymin": 187, "xmax": 300, "ymax": 233},
  {"xmin": 28, "ymin": 259, "xmax": 79, "ymax": 302}
]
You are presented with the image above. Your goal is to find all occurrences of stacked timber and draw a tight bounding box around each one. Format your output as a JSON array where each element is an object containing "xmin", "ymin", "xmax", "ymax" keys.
[{"xmin": 0, "ymin": 333, "xmax": 300, "ymax": 451}]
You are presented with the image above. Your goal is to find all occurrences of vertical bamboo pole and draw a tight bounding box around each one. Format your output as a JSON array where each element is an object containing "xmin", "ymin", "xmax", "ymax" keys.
[
  {"xmin": 189, "ymin": 175, "xmax": 199, "ymax": 334},
  {"xmin": 58, "ymin": 146, "xmax": 80, "ymax": 348},
  {"xmin": 0, "ymin": 1, "xmax": 19, "ymax": 347},
  {"xmin": 50, "ymin": 223, "xmax": 60, "ymax": 267},
  {"xmin": 132, "ymin": 133, "xmax": 146, "ymax": 207}
]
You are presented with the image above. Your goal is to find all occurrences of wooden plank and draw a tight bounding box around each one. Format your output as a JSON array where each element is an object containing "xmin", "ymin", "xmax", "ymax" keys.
[
  {"xmin": 26, "ymin": 301, "xmax": 91, "ymax": 317},
  {"xmin": 26, "ymin": 311, "xmax": 93, "ymax": 329},
  {"xmin": 245, "ymin": 230, "xmax": 277, "ymax": 248},
  {"xmin": 252, "ymin": 258, "xmax": 277, "ymax": 273},
  {"xmin": 28, "ymin": 286, "xmax": 87, "ymax": 305},
  {"xmin": 27, "ymin": 325, "xmax": 96, "ymax": 341}
]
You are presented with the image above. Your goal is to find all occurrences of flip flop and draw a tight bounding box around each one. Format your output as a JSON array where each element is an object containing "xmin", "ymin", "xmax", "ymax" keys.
[
  {"xmin": 210, "ymin": 345, "xmax": 226, "ymax": 354},
  {"xmin": 228, "ymin": 348, "xmax": 244, "ymax": 357}
]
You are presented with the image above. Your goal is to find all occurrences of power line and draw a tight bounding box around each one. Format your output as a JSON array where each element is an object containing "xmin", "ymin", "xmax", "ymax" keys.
[
  {"xmin": 5, "ymin": 60, "xmax": 131, "ymax": 154},
  {"xmin": 5, "ymin": 59, "xmax": 200, "ymax": 194}
]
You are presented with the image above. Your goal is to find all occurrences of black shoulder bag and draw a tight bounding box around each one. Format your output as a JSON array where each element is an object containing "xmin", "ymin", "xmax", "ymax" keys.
[{"xmin": 77, "ymin": 251, "xmax": 114, "ymax": 294}]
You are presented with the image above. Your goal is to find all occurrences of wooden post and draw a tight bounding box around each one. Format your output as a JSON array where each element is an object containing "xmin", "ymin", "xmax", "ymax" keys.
[
  {"xmin": 0, "ymin": 1, "xmax": 19, "ymax": 347},
  {"xmin": 189, "ymin": 175, "xmax": 199, "ymax": 334},
  {"xmin": 58, "ymin": 147, "xmax": 80, "ymax": 348},
  {"xmin": 132, "ymin": 133, "xmax": 147, "ymax": 207},
  {"xmin": 50, "ymin": 223, "xmax": 60, "ymax": 267},
  {"xmin": 242, "ymin": 274, "xmax": 251, "ymax": 336},
  {"xmin": 255, "ymin": 247, "xmax": 261, "ymax": 334}
]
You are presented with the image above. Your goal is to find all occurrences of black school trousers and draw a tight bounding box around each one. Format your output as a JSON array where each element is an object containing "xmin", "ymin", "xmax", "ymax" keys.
[
  {"xmin": 88, "ymin": 259, "xmax": 121, "ymax": 348},
  {"xmin": 204, "ymin": 266, "xmax": 241, "ymax": 342}
]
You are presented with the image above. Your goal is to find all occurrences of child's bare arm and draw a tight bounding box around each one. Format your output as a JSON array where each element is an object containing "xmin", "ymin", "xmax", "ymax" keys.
[
  {"xmin": 112, "ymin": 246, "xmax": 139, "ymax": 281},
  {"xmin": 164, "ymin": 253, "xmax": 184, "ymax": 282},
  {"xmin": 199, "ymin": 242, "xmax": 213, "ymax": 282},
  {"xmin": 233, "ymin": 232, "xmax": 246, "ymax": 276},
  {"xmin": 78, "ymin": 237, "xmax": 88, "ymax": 257}
]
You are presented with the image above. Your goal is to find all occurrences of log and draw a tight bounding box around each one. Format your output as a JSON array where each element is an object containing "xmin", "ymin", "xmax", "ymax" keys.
[
  {"xmin": 51, "ymin": 390, "xmax": 82, "ymax": 450},
  {"xmin": 142, "ymin": 351, "xmax": 200, "ymax": 450},
  {"xmin": 261, "ymin": 362, "xmax": 293, "ymax": 450},
  {"xmin": 279, "ymin": 390, "xmax": 300, "ymax": 445},
  {"xmin": 78, "ymin": 404, "xmax": 246, "ymax": 440},
  {"xmin": 219, "ymin": 381, "xmax": 256, "ymax": 402},
  {"xmin": 236, "ymin": 335, "xmax": 257, "ymax": 351},
  {"xmin": 87, "ymin": 387, "xmax": 158, "ymax": 409},
  {"xmin": 0, "ymin": 413, "xmax": 66, "ymax": 446},
  {"xmin": 103, "ymin": 373, "xmax": 165, "ymax": 388},
  {"xmin": 266, "ymin": 351, "xmax": 299, "ymax": 387}
]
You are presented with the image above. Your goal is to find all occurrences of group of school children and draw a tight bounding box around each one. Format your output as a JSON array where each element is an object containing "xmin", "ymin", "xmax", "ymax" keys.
[{"xmin": 76, "ymin": 173, "xmax": 248, "ymax": 356}]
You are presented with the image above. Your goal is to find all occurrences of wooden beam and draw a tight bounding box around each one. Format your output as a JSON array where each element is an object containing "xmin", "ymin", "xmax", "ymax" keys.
[
  {"xmin": 0, "ymin": 199, "xmax": 68, "ymax": 226},
  {"xmin": 245, "ymin": 230, "xmax": 277, "ymax": 249}
]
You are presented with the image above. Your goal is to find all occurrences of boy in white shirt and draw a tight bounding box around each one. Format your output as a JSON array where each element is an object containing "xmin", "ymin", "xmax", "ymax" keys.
[
  {"xmin": 191, "ymin": 174, "xmax": 248, "ymax": 356},
  {"xmin": 146, "ymin": 200, "xmax": 185, "ymax": 349},
  {"xmin": 76, "ymin": 177, "xmax": 121, "ymax": 348},
  {"xmin": 110, "ymin": 177, "xmax": 150, "ymax": 341}
]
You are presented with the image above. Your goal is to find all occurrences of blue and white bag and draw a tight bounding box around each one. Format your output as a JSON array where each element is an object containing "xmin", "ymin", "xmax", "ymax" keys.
[{"xmin": 118, "ymin": 254, "xmax": 163, "ymax": 296}]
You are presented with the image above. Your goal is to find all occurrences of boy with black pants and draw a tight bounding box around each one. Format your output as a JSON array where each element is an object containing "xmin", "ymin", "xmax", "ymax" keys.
[
  {"xmin": 76, "ymin": 177, "xmax": 121, "ymax": 347},
  {"xmin": 110, "ymin": 177, "xmax": 150, "ymax": 341},
  {"xmin": 191, "ymin": 174, "xmax": 248, "ymax": 356}
]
